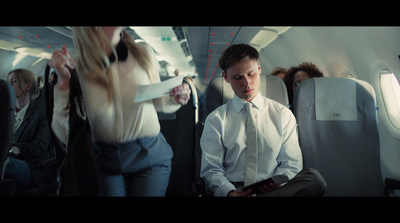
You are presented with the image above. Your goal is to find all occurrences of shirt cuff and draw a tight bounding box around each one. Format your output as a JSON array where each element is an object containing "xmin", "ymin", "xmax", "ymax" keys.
[{"xmin": 214, "ymin": 181, "xmax": 236, "ymax": 197}]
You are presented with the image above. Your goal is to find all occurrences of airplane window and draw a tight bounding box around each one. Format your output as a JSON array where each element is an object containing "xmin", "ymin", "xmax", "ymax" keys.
[{"xmin": 380, "ymin": 70, "xmax": 400, "ymax": 130}]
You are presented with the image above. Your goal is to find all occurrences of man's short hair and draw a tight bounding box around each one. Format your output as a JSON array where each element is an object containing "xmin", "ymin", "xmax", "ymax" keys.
[{"xmin": 219, "ymin": 43, "xmax": 259, "ymax": 73}]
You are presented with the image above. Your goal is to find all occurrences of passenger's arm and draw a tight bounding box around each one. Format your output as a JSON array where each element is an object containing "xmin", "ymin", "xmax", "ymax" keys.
[
  {"xmin": 48, "ymin": 45, "xmax": 74, "ymax": 92},
  {"xmin": 153, "ymin": 94, "xmax": 181, "ymax": 114},
  {"xmin": 275, "ymin": 108, "xmax": 303, "ymax": 180},
  {"xmin": 51, "ymin": 82, "xmax": 70, "ymax": 145},
  {"xmin": 169, "ymin": 83, "xmax": 191, "ymax": 105},
  {"xmin": 200, "ymin": 115, "xmax": 236, "ymax": 197},
  {"xmin": 144, "ymin": 43, "xmax": 190, "ymax": 113},
  {"xmin": 153, "ymin": 83, "xmax": 191, "ymax": 114},
  {"xmin": 13, "ymin": 108, "xmax": 52, "ymax": 162},
  {"xmin": 48, "ymin": 45, "xmax": 74, "ymax": 144}
]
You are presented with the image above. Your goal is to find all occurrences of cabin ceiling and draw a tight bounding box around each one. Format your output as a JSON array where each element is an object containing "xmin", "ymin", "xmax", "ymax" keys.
[
  {"xmin": 0, "ymin": 26, "xmax": 142, "ymax": 58},
  {"xmin": 183, "ymin": 26, "xmax": 290, "ymax": 84},
  {"xmin": 0, "ymin": 26, "xmax": 74, "ymax": 58},
  {"xmin": 0, "ymin": 26, "xmax": 290, "ymax": 84}
]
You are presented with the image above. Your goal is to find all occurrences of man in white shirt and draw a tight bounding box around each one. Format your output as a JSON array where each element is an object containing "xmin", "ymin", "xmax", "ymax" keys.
[{"xmin": 200, "ymin": 44, "xmax": 326, "ymax": 197}]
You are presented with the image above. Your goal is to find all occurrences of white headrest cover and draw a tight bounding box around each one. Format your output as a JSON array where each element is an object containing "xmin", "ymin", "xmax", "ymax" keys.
[{"xmin": 314, "ymin": 77, "xmax": 357, "ymax": 121}]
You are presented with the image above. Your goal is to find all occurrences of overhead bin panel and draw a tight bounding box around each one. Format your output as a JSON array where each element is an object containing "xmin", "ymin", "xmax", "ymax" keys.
[
  {"xmin": 185, "ymin": 26, "xmax": 290, "ymax": 84},
  {"xmin": 130, "ymin": 26, "xmax": 195, "ymax": 77},
  {"xmin": 0, "ymin": 27, "xmax": 73, "ymax": 55},
  {"xmin": 185, "ymin": 26, "xmax": 241, "ymax": 84}
]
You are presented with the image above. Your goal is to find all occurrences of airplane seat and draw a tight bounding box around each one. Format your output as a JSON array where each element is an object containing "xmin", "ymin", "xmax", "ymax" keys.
[
  {"xmin": 14, "ymin": 66, "xmax": 59, "ymax": 196},
  {"xmin": 203, "ymin": 74, "xmax": 289, "ymax": 120},
  {"xmin": 0, "ymin": 79, "xmax": 16, "ymax": 196},
  {"xmin": 293, "ymin": 77, "xmax": 400, "ymax": 196},
  {"xmin": 158, "ymin": 76, "xmax": 199, "ymax": 196},
  {"xmin": 194, "ymin": 74, "xmax": 289, "ymax": 196}
]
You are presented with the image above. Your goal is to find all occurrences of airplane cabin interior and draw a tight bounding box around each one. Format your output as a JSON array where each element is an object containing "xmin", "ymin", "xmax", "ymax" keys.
[{"xmin": 0, "ymin": 26, "xmax": 399, "ymax": 197}]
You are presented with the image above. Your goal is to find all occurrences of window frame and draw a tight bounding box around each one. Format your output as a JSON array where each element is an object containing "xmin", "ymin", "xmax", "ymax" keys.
[{"xmin": 379, "ymin": 69, "xmax": 400, "ymax": 137}]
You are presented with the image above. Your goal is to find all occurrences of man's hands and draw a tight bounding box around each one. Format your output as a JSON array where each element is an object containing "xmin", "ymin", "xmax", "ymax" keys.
[
  {"xmin": 227, "ymin": 182, "xmax": 282, "ymax": 197},
  {"xmin": 227, "ymin": 189, "xmax": 253, "ymax": 197}
]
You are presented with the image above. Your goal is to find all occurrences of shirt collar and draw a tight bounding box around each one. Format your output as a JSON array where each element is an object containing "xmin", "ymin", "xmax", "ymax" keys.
[
  {"xmin": 232, "ymin": 91, "xmax": 263, "ymax": 113},
  {"xmin": 16, "ymin": 100, "xmax": 30, "ymax": 119}
]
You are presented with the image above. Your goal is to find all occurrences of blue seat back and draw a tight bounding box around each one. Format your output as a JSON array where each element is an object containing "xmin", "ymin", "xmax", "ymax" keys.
[
  {"xmin": 203, "ymin": 74, "xmax": 289, "ymax": 119},
  {"xmin": 0, "ymin": 80, "xmax": 16, "ymax": 179},
  {"xmin": 293, "ymin": 77, "xmax": 384, "ymax": 196}
]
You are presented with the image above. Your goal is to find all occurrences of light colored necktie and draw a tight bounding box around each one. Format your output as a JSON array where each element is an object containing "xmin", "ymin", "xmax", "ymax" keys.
[{"xmin": 244, "ymin": 102, "xmax": 258, "ymax": 186}]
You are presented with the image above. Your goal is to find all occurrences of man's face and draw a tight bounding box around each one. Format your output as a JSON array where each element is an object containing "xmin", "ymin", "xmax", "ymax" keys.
[{"xmin": 222, "ymin": 59, "xmax": 261, "ymax": 101}]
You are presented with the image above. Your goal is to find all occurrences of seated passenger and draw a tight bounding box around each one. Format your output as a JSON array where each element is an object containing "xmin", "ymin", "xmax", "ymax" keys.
[
  {"xmin": 283, "ymin": 62, "xmax": 324, "ymax": 110},
  {"xmin": 270, "ymin": 67, "xmax": 287, "ymax": 80},
  {"xmin": 5, "ymin": 69, "xmax": 57, "ymax": 193},
  {"xmin": 200, "ymin": 44, "xmax": 326, "ymax": 197}
]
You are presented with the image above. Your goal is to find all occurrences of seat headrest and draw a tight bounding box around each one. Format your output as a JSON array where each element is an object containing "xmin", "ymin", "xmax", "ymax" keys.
[
  {"xmin": 203, "ymin": 74, "xmax": 289, "ymax": 119},
  {"xmin": 314, "ymin": 77, "xmax": 357, "ymax": 121}
]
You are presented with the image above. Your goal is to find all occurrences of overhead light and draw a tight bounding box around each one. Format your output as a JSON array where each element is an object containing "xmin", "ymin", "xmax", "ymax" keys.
[
  {"xmin": 15, "ymin": 47, "xmax": 52, "ymax": 59},
  {"xmin": 32, "ymin": 57, "xmax": 45, "ymax": 66},
  {"xmin": 12, "ymin": 52, "xmax": 28, "ymax": 68},
  {"xmin": 249, "ymin": 27, "xmax": 290, "ymax": 51},
  {"xmin": 155, "ymin": 55, "xmax": 166, "ymax": 62},
  {"xmin": 186, "ymin": 55, "xmax": 193, "ymax": 61},
  {"xmin": 134, "ymin": 39, "xmax": 146, "ymax": 44}
]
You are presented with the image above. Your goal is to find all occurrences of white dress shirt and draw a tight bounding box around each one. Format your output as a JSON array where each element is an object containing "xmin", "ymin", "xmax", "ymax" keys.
[
  {"xmin": 52, "ymin": 44, "xmax": 181, "ymax": 145},
  {"xmin": 14, "ymin": 101, "xmax": 30, "ymax": 133},
  {"xmin": 200, "ymin": 91, "xmax": 303, "ymax": 196}
]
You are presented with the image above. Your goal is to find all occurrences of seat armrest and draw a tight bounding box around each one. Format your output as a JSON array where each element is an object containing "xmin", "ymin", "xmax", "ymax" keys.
[
  {"xmin": 384, "ymin": 177, "xmax": 400, "ymax": 196},
  {"xmin": 194, "ymin": 121, "xmax": 204, "ymax": 196}
]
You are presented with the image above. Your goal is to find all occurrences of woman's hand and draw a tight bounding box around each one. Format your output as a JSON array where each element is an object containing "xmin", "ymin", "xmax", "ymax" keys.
[
  {"xmin": 48, "ymin": 45, "xmax": 74, "ymax": 91},
  {"xmin": 170, "ymin": 83, "xmax": 191, "ymax": 105}
]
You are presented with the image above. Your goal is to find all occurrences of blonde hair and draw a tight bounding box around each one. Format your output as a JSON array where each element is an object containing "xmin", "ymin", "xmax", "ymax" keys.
[
  {"xmin": 7, "ymin": 68, "xmax": 38, "ymax": 98},
  {"xmin": 72, "ymin": 27, "xmax": 155, "ymax": 102}
]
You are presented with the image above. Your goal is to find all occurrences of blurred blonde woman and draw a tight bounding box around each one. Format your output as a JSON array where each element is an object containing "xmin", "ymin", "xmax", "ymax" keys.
[{"xmin": 49, "ymin": 27, "xmax": 190, "ymax": 196}]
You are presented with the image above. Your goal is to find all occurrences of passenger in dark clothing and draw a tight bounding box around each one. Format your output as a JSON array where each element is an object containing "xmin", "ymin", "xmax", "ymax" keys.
[{"xmin": 5, "ymin": 69, "xmax": 57, "ymax": 194}]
